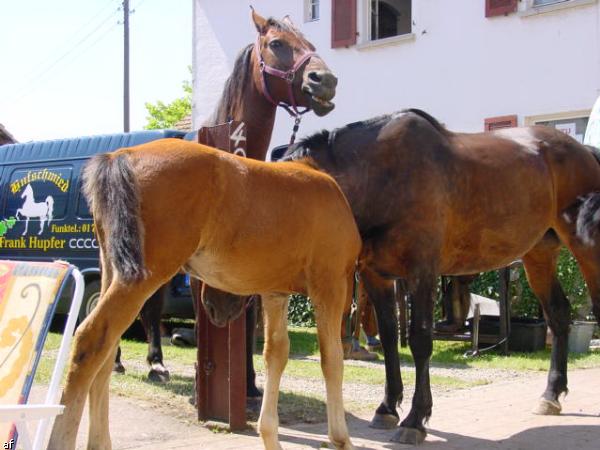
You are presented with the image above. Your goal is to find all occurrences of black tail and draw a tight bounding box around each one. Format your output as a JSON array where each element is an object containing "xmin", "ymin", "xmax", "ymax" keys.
[
  {"xmin": 82, "ymin": 153, "xmax": 146, "ymax": 282},
  {"xmin": 576, "ymin": 192, "xmax": 600, "ymax": 246}
]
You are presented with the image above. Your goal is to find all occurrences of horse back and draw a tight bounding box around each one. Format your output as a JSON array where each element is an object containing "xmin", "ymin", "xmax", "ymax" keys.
[{"xmin": 113, "ymin": 139, "xmax": 360, "ymax": 292}]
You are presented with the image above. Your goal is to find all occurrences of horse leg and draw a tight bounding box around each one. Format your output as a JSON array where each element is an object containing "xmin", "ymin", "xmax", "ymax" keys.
[
  {"xmin": 360, "ymin": 266, "xmax": 402, "ymax": 429},
  {"xmin": 87, "ymin": 254, "xmax": 117, "ymax": 449},
  {"xmin": 38, "ymin": 217, "xmax": 46, "ymax": 234},
  {"xmin": 310, "ymin": 278, "xmax": 354, "ymax": 450},
  {"xmin": 246, "ymin": 296, "xmax": 262, "ymax": 398},
  {"xmin": 113, "ymin": 346, "xmax": 125, "ymax": 373},
  {"xmin": 22, "ymin": 217, "xmax": 28, "ymax": 235},
  {"xmin": 140, "ymin": 286, "xmax": 169, "ymax": 382},
  {"xmin": 521, "ymin": 231, "xmax": 570, "ymax": 415},
  {"xmin": 393, "ymin": 273, "xmax": 435, "ymax": 445},
  {"xmin": 257, "ymin": 293, "xmax": 289, "ymax": 450},
  {"xmin": 86, "ymin": 343, "xmax": 119, "ymax": 450},
  {"xmin": 47, "ymin": 278, "xmax": 164, "ymax": 450}
]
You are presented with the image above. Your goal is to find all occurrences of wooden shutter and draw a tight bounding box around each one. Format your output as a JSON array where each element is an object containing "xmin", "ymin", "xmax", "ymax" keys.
[
  {"xmin": 332, "ymin": 0, "xmax": 357, "ymax": 48},
  {"xmin": 485, "ymin": 0, "xmax": 518, "ymax": 18},
  {"xmin": 485, "ymin": 115, "xmax": 518, "ymax": 131}
]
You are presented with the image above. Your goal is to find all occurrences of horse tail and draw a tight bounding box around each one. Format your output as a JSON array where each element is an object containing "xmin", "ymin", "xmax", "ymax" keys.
[
  {"xmin": 45, "ymin": 196, "xmax": 54, "ymax": 224},
  {"xmin": 82, "ymin": 152, "xmax": 146, "ymax": 282}
]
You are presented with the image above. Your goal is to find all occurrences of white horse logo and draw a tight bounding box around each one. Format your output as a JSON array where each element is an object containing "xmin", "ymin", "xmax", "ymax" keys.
[{"xmin": 15, "ymin": 184, "xmax": 54, "ymax": 235}]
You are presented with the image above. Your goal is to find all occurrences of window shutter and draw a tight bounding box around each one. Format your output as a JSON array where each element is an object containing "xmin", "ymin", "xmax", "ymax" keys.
[
  {"xmin": 331, "ymin": 0, "xmax": 357, "ymax": 48},
  {"xmin": 485, "ymin": 0, "xmax": 518, "ymax": 18},
  {"xmin": 485, "ymin": 115, "xmax": 518, "ymax": 131}
]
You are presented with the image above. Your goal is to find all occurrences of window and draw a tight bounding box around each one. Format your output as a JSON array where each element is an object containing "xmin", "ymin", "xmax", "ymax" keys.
[
  {"xmin": 524, "ymin": 0, "xmax": 597, "ymax": 15},
  {"xmin": 532, "ymin": 0, "xmax": 568, "ymax": 5},
  {"xmin": 305, "ymin": 0, "xmax": 320, "ymax": 22},
  {"xmin": 485, "ymin": 115, "xmax": 518, "ymax": 131},
  {"xmin": 534, "ymin": 117, "xmax": 589, "ymax": 143},
  {"xmin": 4, "ymin": 167, "xmax": 73, "ymax": 234},
  {"xmin": 369, "ymin": 0, "xmax": 411, "ymax": 41}
]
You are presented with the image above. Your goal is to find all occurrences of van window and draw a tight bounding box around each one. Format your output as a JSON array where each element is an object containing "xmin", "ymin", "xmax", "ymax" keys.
[
  {"xmin": 4, "ymin": 167, "xmax": 73, "ymax": 227},
  {"xmin": 76, "ymin": 188, "xmax": 92, "ymax": 219}
]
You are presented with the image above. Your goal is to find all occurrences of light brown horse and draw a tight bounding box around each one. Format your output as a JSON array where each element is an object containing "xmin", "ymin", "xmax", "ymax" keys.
[
  {"xmin": 48, "ymin": 139, "xmax": 359, "ymax": 450},
  {"xmin": 128, "ymin": 8, "xmax": 337, "ymax": 389}
]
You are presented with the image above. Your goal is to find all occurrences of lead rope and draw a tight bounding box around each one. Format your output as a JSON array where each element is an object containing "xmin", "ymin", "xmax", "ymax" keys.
[{"xmin": 289, "ymin": 116, "xmax": 302, "ymax": 146}]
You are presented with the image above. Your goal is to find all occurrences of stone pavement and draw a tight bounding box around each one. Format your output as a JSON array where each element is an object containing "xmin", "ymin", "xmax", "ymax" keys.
[{"xmin": 67, "ymin": 367, "xmax": 599, "ymax": 449}]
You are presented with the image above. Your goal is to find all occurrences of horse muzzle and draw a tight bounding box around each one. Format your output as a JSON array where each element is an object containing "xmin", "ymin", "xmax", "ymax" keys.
[{"xmin": 303, "ymin": 69, "xmax": 337, "ymax": 116}]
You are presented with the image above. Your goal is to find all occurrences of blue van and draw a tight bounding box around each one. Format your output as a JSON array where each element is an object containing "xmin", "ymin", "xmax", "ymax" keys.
[{"xmin": 0, "ymin": 130, "xmax": 194, "ymax": 320}]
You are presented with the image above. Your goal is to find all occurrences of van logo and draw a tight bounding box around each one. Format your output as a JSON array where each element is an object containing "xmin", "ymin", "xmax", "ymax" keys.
[
  {"xmin": 10, "ymin": 169, "xmax": 69, "ymax": 194},
  {"xmin": 15, "ymin": 184, "xmax": 54, "ymax": 235}
]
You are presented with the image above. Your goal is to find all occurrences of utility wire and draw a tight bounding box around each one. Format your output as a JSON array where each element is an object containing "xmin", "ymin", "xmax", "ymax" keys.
[
  {"xmin": 3, "ymin": 3, "xmax": 121, "ymax": 103},
  {"xmin": 7, "ymin": 21, "xmax": 120, "ymax": 104}
]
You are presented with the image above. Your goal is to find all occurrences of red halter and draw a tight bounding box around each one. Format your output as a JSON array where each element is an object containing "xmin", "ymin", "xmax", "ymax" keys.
[{"xmin": 254, "ymin": 34, "xmax": 317, "ymax": 119}]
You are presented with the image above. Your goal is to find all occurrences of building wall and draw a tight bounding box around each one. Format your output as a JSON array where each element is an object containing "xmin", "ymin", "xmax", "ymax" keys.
[{"xmin": 193, "ymin": 0, "xmax": 600, "ymax": 151}]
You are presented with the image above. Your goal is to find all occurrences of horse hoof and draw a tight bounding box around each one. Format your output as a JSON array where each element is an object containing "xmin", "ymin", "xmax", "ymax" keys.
[
  {"xmin": 533, "ymin": 398, "xmax": 561, "ymax": 415},
  {"xmin": 391, "ymin": 427, "xmax": 427, "ymax": 445},
  {"xmin": 148, "ymin": 369, "xmax": 170, "ymax": 383},
  {"xmin": 113, "ymin": 362, "xmax": 125, "ymax": 374},
  {"xmin": 369, "ymin": 413, "xmax": 399, "ymax": 429}
]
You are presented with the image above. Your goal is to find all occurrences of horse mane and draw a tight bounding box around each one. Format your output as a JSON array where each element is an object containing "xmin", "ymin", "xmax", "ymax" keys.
[
  {"xmin": 207, "ymin": 44, "xmax": 254, "ymax": 125},
  {"xmin": 282, "ymin": 130, "xmax": 331, "ymax": 161},
  {"xmin": 402, "ymin": 108, "xmax": 449, "ymax": 135},
  {"xmin": 284, "ymin": 109, "xmax": 448, "ymax": 161}
]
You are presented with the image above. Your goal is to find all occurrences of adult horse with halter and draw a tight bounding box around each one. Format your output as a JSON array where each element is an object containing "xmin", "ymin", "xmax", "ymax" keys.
[
  {"xmin": 274, "ymin": 108, "xmax": 600, "ymax": 444},
  {"xmin": 117, "ymin": 8, "xmax": 337, "ymax": 387},
  {"xmin": 47, "ymin": 138, "xmax": 360, "ymax": 450}
]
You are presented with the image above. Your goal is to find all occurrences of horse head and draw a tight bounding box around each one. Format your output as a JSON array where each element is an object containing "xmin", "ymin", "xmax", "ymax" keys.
[
  {"xmin": 21, "ymin": 184, "xmax": 33, "ymax": 199},
  {"xmin": 251, "ymin": 8, "xmax": 337, "ymax": 117},
  {"xmin": 201, "ymin": 284, "xmax": 246, "ymax": 328}
]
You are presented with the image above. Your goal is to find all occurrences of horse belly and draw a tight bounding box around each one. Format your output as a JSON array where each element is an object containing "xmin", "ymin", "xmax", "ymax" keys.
[
  {"xmin": 441, "ymin": 173, "xmax": 553, "ymax": 274},
  {"xmin": 182, "ymin": 250, "xmax": 298, "ymax": 295}
]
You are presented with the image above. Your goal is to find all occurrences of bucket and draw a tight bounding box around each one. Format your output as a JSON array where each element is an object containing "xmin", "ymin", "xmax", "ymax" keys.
[{"xmin": 568, "ymin": 321, "xmax": 596, "ymax": 353}]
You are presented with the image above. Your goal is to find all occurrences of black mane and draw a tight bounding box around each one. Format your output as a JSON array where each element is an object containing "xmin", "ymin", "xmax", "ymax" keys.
[{"xmin": 282, "ymin": 109, "xmax": 447, "ymax": 161}]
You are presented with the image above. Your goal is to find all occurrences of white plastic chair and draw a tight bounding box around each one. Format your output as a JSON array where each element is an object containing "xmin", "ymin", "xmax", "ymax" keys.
[{"xmin": 0, "ymin": 260, "xmax": 84, "ymax": 450}]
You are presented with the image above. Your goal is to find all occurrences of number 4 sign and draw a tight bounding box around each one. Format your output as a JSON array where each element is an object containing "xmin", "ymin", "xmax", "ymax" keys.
[{"xmin": 230, "ymin": 122, "xmax": 247, "ymax": 157}]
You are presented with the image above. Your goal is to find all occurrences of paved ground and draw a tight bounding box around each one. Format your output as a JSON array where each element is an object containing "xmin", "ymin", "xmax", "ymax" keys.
[{"xmin": 52, "ymin": 367, "xmax": 599, "ymax": 450}]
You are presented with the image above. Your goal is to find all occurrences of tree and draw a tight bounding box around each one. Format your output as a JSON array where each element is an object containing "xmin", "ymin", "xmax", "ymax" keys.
[{"xmin": 144, "ymin": 74, "xmax": 192, "ymax": 130}]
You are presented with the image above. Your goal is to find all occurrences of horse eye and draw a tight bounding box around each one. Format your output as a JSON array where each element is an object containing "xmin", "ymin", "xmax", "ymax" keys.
[{"xmin": 269, "ymin": 40, "xmax": 283, "ymax": 49}]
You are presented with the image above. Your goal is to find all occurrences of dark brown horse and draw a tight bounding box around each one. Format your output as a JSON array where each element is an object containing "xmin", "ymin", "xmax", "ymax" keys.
[
  {"xmin": 123, "ymin": 9, "xmax": 337, "ymax": 387},
  {"xmin": 272, "ymin": 109, "xmax": 600, "ymax": 444}
]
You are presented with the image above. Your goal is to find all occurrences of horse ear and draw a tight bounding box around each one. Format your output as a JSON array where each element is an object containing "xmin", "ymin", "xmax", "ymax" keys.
[
  {"xmin": 282, "ymin": 15, "xmax": 296, "ymax": 29},
  {"xmin": 250, "ymin": 6, "xmax": 268, "ymax": 35}
]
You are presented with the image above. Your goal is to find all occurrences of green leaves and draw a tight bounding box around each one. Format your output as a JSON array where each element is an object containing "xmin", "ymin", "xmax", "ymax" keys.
[
  {"xmin": 0, "ymin": 216, "xmax": 17, "ymax": 236},
  {"xmin": 288, "ymin": 294, "xmax": 316, "ymax": 327},
  {"xmin": 144, "ymin": 70, "xmax": 192, "ymax": 130}
]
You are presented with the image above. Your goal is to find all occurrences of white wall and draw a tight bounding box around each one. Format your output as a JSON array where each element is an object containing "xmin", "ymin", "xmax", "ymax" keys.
[{"xmin": 193, "ymin": 0, "xmax": 600, "ymax": 149}]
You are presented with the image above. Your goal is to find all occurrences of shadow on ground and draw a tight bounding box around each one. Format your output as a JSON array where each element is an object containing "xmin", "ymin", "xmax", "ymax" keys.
[{"xmin": 275, "ymin": 420, "xmax": 600, "ymax": 450}]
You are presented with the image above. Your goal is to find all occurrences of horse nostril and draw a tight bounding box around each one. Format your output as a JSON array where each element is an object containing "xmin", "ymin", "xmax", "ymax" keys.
[{"xmin": 308, "ymin": 71, "xmax": 322, "ymax": 83}]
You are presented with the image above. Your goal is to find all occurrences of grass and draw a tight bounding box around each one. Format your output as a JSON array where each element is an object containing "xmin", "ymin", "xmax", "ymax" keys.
[{"xmin": 34, "ymin": 325, "xmax": 600, "ymax": 425}]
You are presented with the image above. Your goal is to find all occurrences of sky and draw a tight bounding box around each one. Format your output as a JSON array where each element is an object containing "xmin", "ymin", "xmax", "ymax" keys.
[{"xmin": 0, "ymin": 0, "xmax": 192, "ymax": 142}]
